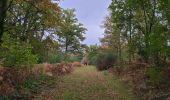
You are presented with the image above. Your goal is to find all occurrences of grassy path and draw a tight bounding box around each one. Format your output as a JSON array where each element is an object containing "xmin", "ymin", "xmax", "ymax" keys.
[{"xmin": 38, "ymin": 66, "xmax": 135, "ymax": 100}]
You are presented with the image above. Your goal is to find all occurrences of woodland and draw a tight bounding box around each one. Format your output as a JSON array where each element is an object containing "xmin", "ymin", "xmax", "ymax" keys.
[{"xmin": 0, "ymin": 0, "xmax": 170, "ymax": 99}]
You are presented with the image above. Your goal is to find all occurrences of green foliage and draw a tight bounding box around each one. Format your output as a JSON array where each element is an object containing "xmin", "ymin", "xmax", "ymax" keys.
[
  {"xmin": 105, "ymin": 0, "xmax": 170, "ymax": 66},
  {"xmin": 1, "ymin": 33, "xmax": 37, "ymax": 68},
  {"xmin": 58, "ymin": 9, "xmax": 86, "ymax": 52},
  {"xmin": 49, "ymin": 53, "xmax": 64, "ymax": 63},
  {"xmin": 3, "ymin": 43, "xmax": 37, "ymax": 68},
  {"xmin": 8, "ymin": 74, "xmax": 56, "ymax": 99},
  {"xmin": 89, "ymin": 56, "xmax": 98, "ymax": 65},
  {"xmin": 87, "ymin": 45, "xmax": 99, "ymax": 65},
  {"xmin": 0, "ymin": 0, "xmax": 88, "ymax": 98},
  {"xmin": 23, "ymin": 75, "xmax": 53, "ymax": 91},
  {"xmin": 146, "ymin": 67, "xmax": 163, "ymax": 86},
  {"xmin": 87, "ymin": 45, "xmax": 117, "ymax": 68},
  {"xmin": 49, "ymin": 53, "xmax": 83, "ymax": 63},
  {"xmin": 66, "ymin": 56, "xmax": 82, "ymax": 62},
  {"xmin": 96, "ymin": 52, "xmax": 117, "ymax": 70},
  {"xmin": 0, "ymin": 0, "xmax": 86, "ymax": 66}
]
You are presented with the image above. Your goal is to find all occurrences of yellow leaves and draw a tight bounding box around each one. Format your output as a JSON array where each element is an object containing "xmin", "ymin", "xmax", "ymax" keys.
[
  {"xmin": 14, "ymin": 0, "xmax": 61, "ymax": 13},
  {"xmin": 35, "ymin": 0, "xmax": 61, "ymax": 27},
  {"xmin": 12, "ymin": 0, "xmax": 62, "ymax": 28},
  {"xmin": 37, "ymin": 0, "xmax": 60, "ymax": 12}
]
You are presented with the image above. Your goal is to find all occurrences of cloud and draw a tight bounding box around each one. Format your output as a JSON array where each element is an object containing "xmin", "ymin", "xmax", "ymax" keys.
[{"xmin": 60, "ymin": 0, "xmax": 111, "ymax": 45}]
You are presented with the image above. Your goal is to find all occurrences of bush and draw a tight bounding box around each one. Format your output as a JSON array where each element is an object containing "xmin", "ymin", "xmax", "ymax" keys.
[
  {"xmin": 23, "ymin": 74, "xmax": 53, "ymax": 93},
  {"xmin": 87, "ymin": 45, "xmax": 99, "ymax": 65},
  {"xmin": 146, "ymin": 67, "xmax": 163, "ymax": 86},
  {"xmin": 96, "ymin": 52, "xmax": 117, "ymax": 70},
  {"xmin": 49, "ymin": 53, "xmax": 64, "ymax": 64},
  {"xmin": 51, "ymin": 62, "xmax": 74, "ymax": 76},
  {"xmin": 49, "ymin": 53, "xmax": 82, "ymax": 63},
  {"xmin": 88, "ymin": 55, "xmax": 98, "ymax": 65},
  {"xmin": 0, "ymin": 67, "xmax": 31, "ymax": 96},
  {"xmin": 67, "ymin": 56, "xmax": 81, "ymax": 62},
  {"xmin": 3, "ymin": 43, "xmax": 37, "ymax": 68}
]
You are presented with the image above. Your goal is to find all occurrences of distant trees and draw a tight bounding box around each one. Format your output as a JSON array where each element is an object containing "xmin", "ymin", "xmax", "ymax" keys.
[
  {"xmin": 58, "ymin": 9, "xmax": 86, "ymax": 53},
  {"xmin": 86, "ymin": 44, "xmax": 117, "ymax": 70},
  {"xmin": 87, "ymin": 45, "xmax": 99, "ymax": 65}
]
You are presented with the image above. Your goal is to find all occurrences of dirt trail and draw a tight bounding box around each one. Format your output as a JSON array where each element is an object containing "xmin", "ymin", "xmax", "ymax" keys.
[{"xmin": 37, "ymin": 66, "xmax": 135, "ymax": 100}]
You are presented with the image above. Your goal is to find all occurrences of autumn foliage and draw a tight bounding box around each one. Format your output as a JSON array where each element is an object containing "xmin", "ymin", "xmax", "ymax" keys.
[{"xmin": 0, "ymin": 61, "xmax": 76, "ymax": 97}]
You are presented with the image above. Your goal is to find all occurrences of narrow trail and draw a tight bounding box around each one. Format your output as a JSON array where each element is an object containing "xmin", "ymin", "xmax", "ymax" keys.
[{"xmin": 37, "ymin": 66, "xmax": 135, "ymax": 100}]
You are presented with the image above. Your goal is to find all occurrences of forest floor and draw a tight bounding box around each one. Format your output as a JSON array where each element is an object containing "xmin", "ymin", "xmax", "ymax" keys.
[{"xmin": 35, "ymin": 66, "xmax": 136, "ymax": 100}]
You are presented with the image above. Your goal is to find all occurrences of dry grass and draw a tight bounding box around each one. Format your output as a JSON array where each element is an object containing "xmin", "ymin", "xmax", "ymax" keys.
[
  {"xmin": 37, "ymin": 66, "xmax": 135, "ymax": 100},
  {"xmin": 71, "ymin": 62, "xmax": 82, "ymax": 67}
]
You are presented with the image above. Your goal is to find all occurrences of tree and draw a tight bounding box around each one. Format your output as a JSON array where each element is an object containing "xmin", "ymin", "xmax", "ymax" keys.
[
  {"xmin": 101, "ymin": 15, "xmax": 126, "ymax": 64},
  {"xmin": 87, "ymin": 45, "xmax": 99, "ymax": 65},
  {"xmin": 0, "ymin": 0, "xmax": 62, "ymax": 65},
  {"xmin": 0, "ymin": 0, "xmax": 13, "ymax": 43},
  {"xmin": 107, "ymin": 0, "xmax": 170, "ymax": 66},
  {"xmin": 58, "ymin": 9, "xmax": 86, "ymax": 53}
]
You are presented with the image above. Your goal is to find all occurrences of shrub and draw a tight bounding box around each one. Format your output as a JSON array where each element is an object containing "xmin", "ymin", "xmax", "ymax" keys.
[
  {"xmin": 0, "ymin": 67, "xmax": 32, "ymax": 96},
  {"xmin": 87, "ymin": 45, "xmax": 99, "ymax": 65},
  {"xmin": 49, "ymin": 53, "xmax": 64, "ymax": 64},
  {"xmin": 23, "ymin": 74, "xmax": 52, "ymax": 92},
  {"xmin": 0, "ymin": 33, "xmax": 37, "ymax": 68},
  {"xmin": 2, "ymin": 42, "xmax": 37, "ymax": 68},
  {"xmin": 51, "ymin": 62, "xmax": 73, "ymax": 76},
  {"xmin": 96, "ymin": 52, "xmax": 117, "ymax": 70},
  {"xmin": 67, "ymin": 56, "xmax": 81, "ymax": 62},
  {"xmin": 146, "ymin": 67, "xmax": 163, "ymax": 86},
  {"xmin": 49, "ymin": 53, "xmax": 82, "ymax": 63},
  {"xmin": 88, "ymin": 55, "xmax": 98, "ymax": 65}
]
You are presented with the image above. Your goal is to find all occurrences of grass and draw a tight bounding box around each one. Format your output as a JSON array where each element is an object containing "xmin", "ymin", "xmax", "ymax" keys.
[{"xmin": 37, "ymin": 66, "xmax": 136, "ymax": 100}]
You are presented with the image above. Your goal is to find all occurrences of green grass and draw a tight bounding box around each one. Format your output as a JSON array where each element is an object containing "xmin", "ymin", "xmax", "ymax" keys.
[{"xmin": 37, "ymin": 66, "xmax": 136, "ymax": 100}]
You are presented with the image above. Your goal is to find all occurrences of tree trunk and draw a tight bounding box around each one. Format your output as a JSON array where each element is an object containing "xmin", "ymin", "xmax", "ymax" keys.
[
  {"xmin": 128, "ymin": 7, "xmax": 132, "ymax": 63},
  {"xmin": 118, "ymin": 30, "xmax": 122, "ymax": 65},
  {"xmin": 65, "ymin": 37, "xmax": 68, "ymax": 53},
  {"xmin": 0, "ymin": 0, "xmax": 8, "ymax": 43}
]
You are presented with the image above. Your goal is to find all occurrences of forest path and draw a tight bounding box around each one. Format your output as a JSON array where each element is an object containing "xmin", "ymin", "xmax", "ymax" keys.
[{"xmin": 37, "ymin": 66, "xmax": 135, "ymax": 100}]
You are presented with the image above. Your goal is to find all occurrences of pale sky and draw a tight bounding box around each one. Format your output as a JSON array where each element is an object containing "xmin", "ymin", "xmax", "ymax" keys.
[{"xmin": 59, "ymin": 0, "xmax": 111, "ymax": 45}]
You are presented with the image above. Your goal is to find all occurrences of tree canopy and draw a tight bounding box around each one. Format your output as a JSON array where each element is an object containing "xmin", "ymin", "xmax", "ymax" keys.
[
  {"xmin": 0, "ymin": 0, "xmax": 87, "ymax": 66},
  {"xmin": 101, "ymin": 0, "xmax": 170, "ymax": 66}
]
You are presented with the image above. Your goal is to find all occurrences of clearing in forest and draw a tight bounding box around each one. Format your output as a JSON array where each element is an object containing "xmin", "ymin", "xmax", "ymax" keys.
[{"xmin": 37, "ymin": 66, "xmax": 135, "ymax": 100}]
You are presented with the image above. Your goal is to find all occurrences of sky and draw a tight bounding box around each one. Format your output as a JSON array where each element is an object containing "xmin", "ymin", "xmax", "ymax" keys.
[{"xmin": 59, "ymin": 0, "xmax": 111, "ymax": 45}]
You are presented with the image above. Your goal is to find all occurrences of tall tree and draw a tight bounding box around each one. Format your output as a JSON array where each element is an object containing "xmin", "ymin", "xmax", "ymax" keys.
[
  {"xmin": 101, "ymin": 14, "xmax": 126, "ymax": 64},
  {"xmin": 0, "ymin": 0, "xmax": 62, "ymax": 63},
  {"xmin": 107, "ymin": 0, "xmax": 170, "ymax": 66},
  {"xmin": 0, "ymin": 0, "xmax": 12, "ymax": 43},
  {"xmin": 58, "ymin": 9, "xmax": 86, "ymax": 53}
]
